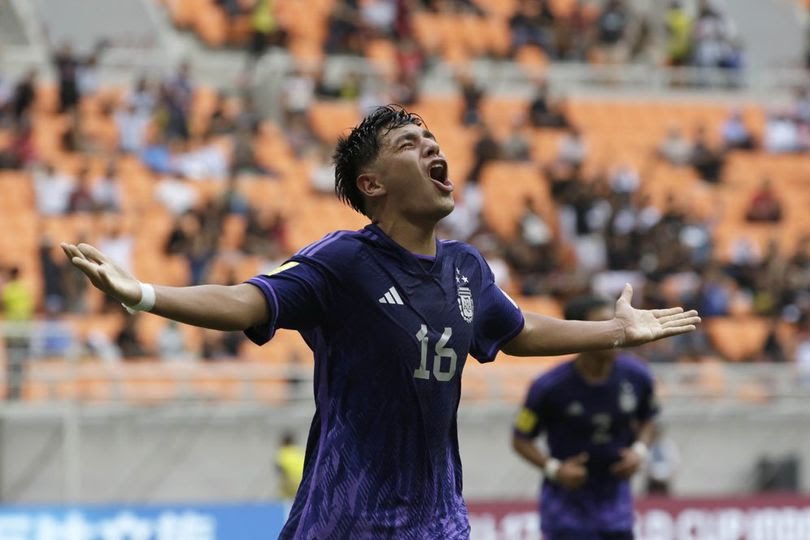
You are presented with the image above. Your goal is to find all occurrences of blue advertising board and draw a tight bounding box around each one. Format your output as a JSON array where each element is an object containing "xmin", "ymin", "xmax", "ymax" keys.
[{"xmin": 0, "ymin": 501, "xmax": 287, "ymax": 539}]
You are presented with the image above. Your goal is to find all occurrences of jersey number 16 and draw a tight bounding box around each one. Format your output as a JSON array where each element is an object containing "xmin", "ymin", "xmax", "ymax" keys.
[{"xmin": 413, "ymin": 325, "xmax": 457, "ymax": 382}]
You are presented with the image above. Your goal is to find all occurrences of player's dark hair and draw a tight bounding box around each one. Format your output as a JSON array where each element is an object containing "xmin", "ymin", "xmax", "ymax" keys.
[
  {"xmin": 333, "ymin": 104, "xmax": 424, "ymax": 217},
  {"xmin": 564, "ymin": 295, "xmax": 612, "ymax": 321}
]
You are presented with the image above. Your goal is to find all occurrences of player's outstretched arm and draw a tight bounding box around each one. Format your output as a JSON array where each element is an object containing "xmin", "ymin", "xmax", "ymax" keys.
[
  {"xmin": 503, "ymin": 284, "xmax": 701, "ymax": 357},
  {"xmin": 61, "ymin": 243, "xmax": 268, "ymax": 331}
]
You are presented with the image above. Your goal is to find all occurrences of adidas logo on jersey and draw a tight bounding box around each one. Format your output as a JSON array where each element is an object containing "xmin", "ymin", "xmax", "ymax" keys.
[{"xmin": 378, "ymin": 286, "xmax": 404, "ymax": 305}]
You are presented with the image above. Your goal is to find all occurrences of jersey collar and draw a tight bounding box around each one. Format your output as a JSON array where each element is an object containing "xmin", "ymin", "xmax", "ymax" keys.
[{"xmin": 362, "ymin": 223, "xmax": 444, "ymax": 276}]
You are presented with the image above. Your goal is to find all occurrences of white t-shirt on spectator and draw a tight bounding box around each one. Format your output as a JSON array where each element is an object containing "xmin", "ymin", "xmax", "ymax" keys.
[
  {"xmin": 115, "ymin": 109, "xmax": 150, "ymax": 153},
  {"xmin": 154, "ymin": 176, "xmax": 199, "ymax": 216},
  {"xmin": 98, "ymin": 234, "xmax": 134, "ymax": 274},
  {"xmin": 34, "ymin": 169, "xmax": 74, "ymax": 216}
]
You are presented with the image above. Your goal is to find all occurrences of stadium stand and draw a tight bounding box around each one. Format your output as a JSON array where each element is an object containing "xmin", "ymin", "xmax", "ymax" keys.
[{"xmin": 0, "ymin": 0, "xmax": 809, "ymax": 409}]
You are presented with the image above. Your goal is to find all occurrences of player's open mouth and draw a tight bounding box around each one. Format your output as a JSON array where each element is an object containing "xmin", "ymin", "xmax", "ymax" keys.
[{"xmin": 428, "ymin": 160, "xmax": 453, "ymax": 193}]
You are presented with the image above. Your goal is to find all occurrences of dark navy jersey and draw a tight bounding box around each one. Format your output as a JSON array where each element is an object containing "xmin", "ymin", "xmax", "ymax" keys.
[
  {"xmin": 245, "ymin": 224, "xmax": 525, "ymax": 539},
  {"xmin": 513, "ymin": 356, "xmax": 659, "ymax": 533}
]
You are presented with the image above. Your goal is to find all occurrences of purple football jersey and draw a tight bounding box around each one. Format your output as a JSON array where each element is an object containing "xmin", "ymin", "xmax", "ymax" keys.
[
  {"xmin": 513, "ymin": 356, "xmax": 659, "ymax": 534},
  {"xmin": 245, "ymin": 224, "xmax": 524, "ymax": 539}
]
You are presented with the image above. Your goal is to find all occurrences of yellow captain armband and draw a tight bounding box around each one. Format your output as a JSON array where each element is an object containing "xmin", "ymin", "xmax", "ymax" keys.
[
  {"xmin": 265, "ymin": 261, "xmax": 299, "ymax": 277},
  {"xmin": 514, "ymin": 407, "xmax": 539, "ymax": 435}
]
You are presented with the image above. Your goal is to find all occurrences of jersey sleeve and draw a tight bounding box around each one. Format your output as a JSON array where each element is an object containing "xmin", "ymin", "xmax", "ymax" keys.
[
  {"xmin": 243, "ymin": 259, "xmax": 333, "ymax": 345},
  {"xmin": 513, "ymin": 378, "xmax": 549, "ymax": 440},
  {"xmin": 469, "ymin": 252, "xmax": 525, "ymax": 363}
]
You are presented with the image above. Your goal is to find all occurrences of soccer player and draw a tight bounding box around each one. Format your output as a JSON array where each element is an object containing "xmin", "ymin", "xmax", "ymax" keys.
[
  {"xmin": 512, "ymin": 295, "xmax": 662, "ymax": 540},
  {"xmin": 62, "ymin": 105, "xmax": 699, "ymax": 539}
]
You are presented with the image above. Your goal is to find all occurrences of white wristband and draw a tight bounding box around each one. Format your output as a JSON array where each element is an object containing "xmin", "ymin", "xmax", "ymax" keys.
[
  {"xmin": 632, "ymin": 441, "xmax": 649, "ymax": 461},
  {"xmin": 543, "ymin": 458, "xmax": 561, "ymax": 481},
  {"xmin": 122, "ymin": 282, "xmax": 156, "ymax": 314}
]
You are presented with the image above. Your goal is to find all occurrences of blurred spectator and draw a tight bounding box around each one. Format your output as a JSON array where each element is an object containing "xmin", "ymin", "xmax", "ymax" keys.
[
  {"xmin": 207, "ymin": 92, "xmax": 237, "ymax": 136},
  {"xmin": 608, "ymin": 163, "xmax": 640, "ymax": 195},
  {"xmin": 527, "ymin": 80, "xmax": 569, "ymax": 128},
  {"xmin": 141, "ymin": 134, "xmax": 174, "ymax": 174},
  {"xmin": 644, "ymin": 423, "xmax": 680, "ymax": 496},
  {"xmin": 98, "ymin": 220, "xmax": 134, "ymax": 275},
  {"xmin": 160, "ymin": 61, "xmax": 194, "ymax": 141},
  {"xmin": 92, "ymin": 160, "xmax": 123, "ymax": 213},
  {"xmin": 310, "ymin": 144, "xmax": 336, "ymax": 195},
  {"xmin": 53, "ymin": 42, "xmax": 81, "ymax": 113},
  {"xmin": 30, "ymin": 304, "xmax": 74, "ymax": 358},
  {"xmin": 721, "ymin": 108, "xmax": 756, "ymax": 150},
  {"xmin": 458, "ymin": 73, "xmax": 484, "ymax": 126},
  {"xmin": 500, "ymin": 116, "xmax": 532, "ymax": 162},
  {"xmin": 12, "ymin": 69, "xmax": 37, "ymax": 123},
  {"xmin": 657, "ymin": 125, "xmax": 692, "ymax": 166},
  {"xmin": 275, "ymin": 432, "xmax": 306, "ymax": 499},
  {"xmin": 216, "ymin": 173, "xmax": 251, "ymax": 216},
  {"xmin": 61, "ymin": 110, "xmax": 95, "ymax": 154},
  {"xmin": 761, "ymin": 317, "xmax": 788, "ymax": 363},
  {"xmin": 201, "ymin": 327, "xmax": 244, "ymax": 360},
  {"xmin": 175, "ymin": 134, "xmax": 229, "ymax": 180},
  {"xmin": 665, "ymin": 0, "xmax": 692, "ymax": 67},
  {"xmin": 39, "ymin": 235, "xmax": 67, "ymax": 313},
  {"xmin": 232, "ymin": 124, "xmax": 273, "ymax": 176},
  {"xmin": 157, "ymin": 320, "xmax": 194, "ymax": 361},
  {"xmin": 466, "ymin": 123, "xmax": 499, "ymax": 185},
  {"xmin": 745, "ymin": 178, "xmax": 783, "ymax": 223},
  {"xmin": 33, "ymin": 163, "xmax": 74, "ymax": 216},
  {"xmin": 115, "ymin": 102, "xmax": 151, "ymax": 154},
  {"xmin": 795, "ymin": 316, "xmax": 810, "ymax": 387},
  {"xmin": 247, "ymin": 0, "xmax": 287, "ymax": 69},
  {"xmin": 508, "ymin": 0, "xmax": 555, "ymax": 56},
  {"xmin": 155, "ymin": 173, "xmax": 199, "ymax": 216},
  {"xmin": 519, "ymin": 196, "xmax": 553, "ymax": 252},
  {"xmin": 127, "ymin": 77, "xmax": 157, "ymax": 117},
  {"xmin": 692, "ymin": 0, "xmax": 735, "ymax": 69},
  {"xmin": 2, "ymin": 266, "xmax": 34, "ymax": 322},
  {"xmin": 595, "ymin": 0, "xmax": 631, "ymax": 64},
  {"xmin": 764, "ymin": 110, "xmax": 805, "ymax": 154},
  {"xmin": 0, "ymin": 117, "xmax": 37, "ymax": 169},
  {"xmin": 696, "ymin": 265, "xmax": 734, "ymax": 317},
  {"xmin": 67, "ymin": 165, "xmax": 97, "ymax": 213},
  {"xmin": 324, "ymin": 1, "xmax": 363, "ymax": 55},
  {"xmin": 243, "ymin": 206, "xmax": 288, "ymax": 259},
  {"xmin": 690, "ymin": 125, "xmax": 724, "ymax": 183},
  {"xmin": 115, "ymin": 314, "xmax": 149, "ymax": 359},
  {"xmin": 361, "ymin": 0, "xmax": 397, "ymax": 38},
  {"xmin": 556, "ymin": 126, "xmax": 587, "ymax": 169},
  {"xmin": 282, "ymin": 67, "xmax": 316, "ymax": 124},
  {"xmin": 1, "ymin": 266, "xmax": 34, "ymax": 399}
]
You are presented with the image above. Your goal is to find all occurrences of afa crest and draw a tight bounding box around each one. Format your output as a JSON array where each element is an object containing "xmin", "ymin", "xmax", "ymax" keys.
[{"xmin": 455, "ymin": 268, "xmax": 474, "ymax": 323}]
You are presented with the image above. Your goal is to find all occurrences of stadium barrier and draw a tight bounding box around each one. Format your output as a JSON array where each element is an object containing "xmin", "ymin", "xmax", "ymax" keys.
[{"xmin": 467, "ymin": 494, "xmax": 810, "ymax": 540}]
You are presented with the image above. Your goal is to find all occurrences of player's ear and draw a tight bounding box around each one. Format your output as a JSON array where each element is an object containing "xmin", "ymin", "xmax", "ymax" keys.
[{"xmin": 357, "ymin": 173, "xmax": 386, "ymax": 199}]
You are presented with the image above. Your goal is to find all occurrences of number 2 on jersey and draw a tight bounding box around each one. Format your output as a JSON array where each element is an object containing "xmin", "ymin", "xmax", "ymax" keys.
[{"xmin": 413, "ymin": 325, "xmax": 457, "ymax": 381}]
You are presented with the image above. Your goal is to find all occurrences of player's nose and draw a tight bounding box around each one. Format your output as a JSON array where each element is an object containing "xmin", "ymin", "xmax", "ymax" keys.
[{"xmin": 422, "ymin": 138, "xmax": 441, "ymax": 158}]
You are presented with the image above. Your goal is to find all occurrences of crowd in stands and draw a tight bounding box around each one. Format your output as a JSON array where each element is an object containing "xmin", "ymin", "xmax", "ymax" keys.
[{"xmin": 0, "ymin": 1, "xmax": 808, "ymax": 382}]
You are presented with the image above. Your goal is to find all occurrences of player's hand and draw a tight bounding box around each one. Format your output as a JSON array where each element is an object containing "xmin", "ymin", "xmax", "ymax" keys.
[
  {"xmin": 610, "ymin": 447, "xmax": 644, "ymax": 479},
  {"xmin": 556, "ymin": 453, "xmax": 589, "ymax": 490},
  {"xmin": 614, "ymin": 284, "xmax": 701, "ymax": 347},
  {"xmin": 61, "ymin": 242, "xmax": 141, "ymax": 306}
]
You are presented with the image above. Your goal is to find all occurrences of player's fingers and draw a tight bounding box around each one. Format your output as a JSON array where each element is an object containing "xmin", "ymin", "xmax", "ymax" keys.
[
  {"xmin": 658, "ymin": 310, "xmax": 699, "ymax": 325},
  {"xmin": 61, "ymin": 243, "xmax": 87, "ymax": 261},
  {"xmin": 662, "ymin": 316, "xmax": 702, "ymax": 328},
  {"xmin": 77, "ymin": 243, "xmax": 110, "ymax": 265},
  {"xmin": 650, "ymin": 307, "xmax": 683, "ymax": 317},
  {"xmin": 618, "ymin": 283, "xmax": 633, "ymax": 305},
  {"xmin": 660, "ymin": 325, "xmax": 697, "ymax": 338},
  {"xmin": 70, "ymin": 257, "xmax": 102, "ymax": 285}
]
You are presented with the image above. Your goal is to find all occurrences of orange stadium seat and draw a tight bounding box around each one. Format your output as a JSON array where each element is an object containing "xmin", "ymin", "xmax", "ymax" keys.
[{"xmin": 704, "ymin": 317, "xmax": 770, "ymax": 362}]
